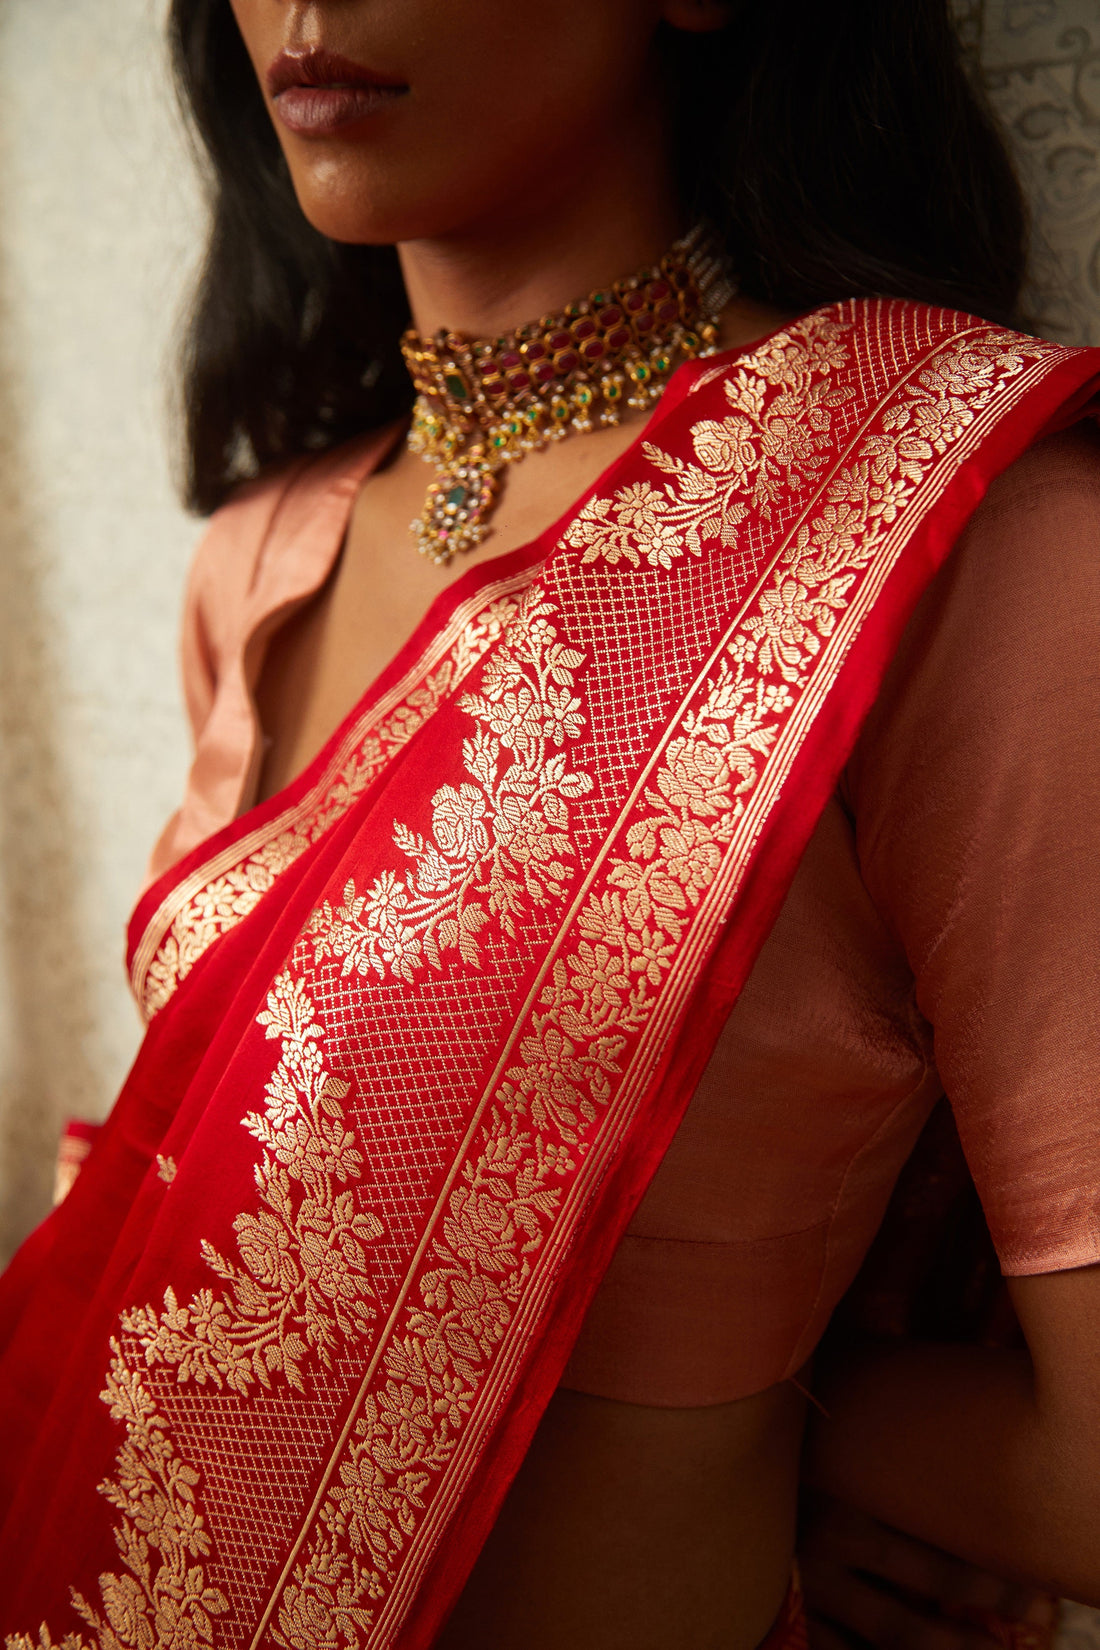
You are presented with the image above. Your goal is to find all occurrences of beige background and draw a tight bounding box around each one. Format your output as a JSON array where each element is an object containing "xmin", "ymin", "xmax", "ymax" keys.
[{"xmin": 0, "ymin": 0, "xmax": 204, "ymax": 1263}]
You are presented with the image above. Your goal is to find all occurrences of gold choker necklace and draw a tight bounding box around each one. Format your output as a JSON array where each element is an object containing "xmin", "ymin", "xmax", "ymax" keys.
[{"xmin": 401, "ymin": 226, "xmax": 735, "ymax": 565}]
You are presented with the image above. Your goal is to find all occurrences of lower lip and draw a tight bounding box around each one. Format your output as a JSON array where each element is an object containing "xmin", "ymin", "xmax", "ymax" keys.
[{"xmin": 274, "ymin": 85, "xmax": 407, "ymax": 136}]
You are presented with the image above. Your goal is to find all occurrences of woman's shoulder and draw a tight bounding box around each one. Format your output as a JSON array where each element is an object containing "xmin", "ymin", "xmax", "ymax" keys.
[
  {"xmin": 933, "ymin": 417, "xmax": 1100, "ymax": 661},
  {"xmin": 847, "ymin": 415, "xmax": 1100, "ymax": 821}
]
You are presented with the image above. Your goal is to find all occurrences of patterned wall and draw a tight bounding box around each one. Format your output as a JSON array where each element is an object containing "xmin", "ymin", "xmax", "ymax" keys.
[{"xmin": 961, "ymin": 0, "xmax": 1100, "ymax": 342}]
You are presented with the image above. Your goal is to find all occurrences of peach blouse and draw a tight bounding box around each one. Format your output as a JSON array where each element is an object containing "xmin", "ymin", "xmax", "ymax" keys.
[{"xmin": 147, "ymin": 422, "xmax": 1100, "ymax": 1406}]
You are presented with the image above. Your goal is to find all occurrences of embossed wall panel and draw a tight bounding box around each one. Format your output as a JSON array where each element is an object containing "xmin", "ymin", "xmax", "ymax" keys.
[{"xmin": 964, "ymin": 0, "xmax": 1100, "ymax": 342}]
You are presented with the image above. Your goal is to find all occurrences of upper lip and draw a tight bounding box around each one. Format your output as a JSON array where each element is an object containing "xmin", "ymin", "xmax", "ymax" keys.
[{"xmin": 266, "ymin": 49, "xmax": 406, "ymax": 98}]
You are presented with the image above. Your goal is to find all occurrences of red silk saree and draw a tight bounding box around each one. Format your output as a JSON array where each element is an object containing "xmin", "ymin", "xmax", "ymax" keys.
[{"xmin": 1, "ymin": 300, "xmax": 1097, "ymax": 1649}]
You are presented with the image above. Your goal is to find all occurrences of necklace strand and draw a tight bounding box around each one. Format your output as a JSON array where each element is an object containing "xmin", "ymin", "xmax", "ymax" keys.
[{"xmin": 401, "ymin": 225, "xmax": 736, "ymax": 565}]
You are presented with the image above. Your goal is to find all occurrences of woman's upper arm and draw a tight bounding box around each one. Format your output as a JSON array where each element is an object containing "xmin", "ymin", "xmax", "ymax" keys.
[
  {"xmin": 845, "ymin": 422, "xmax": 1100, "ymax": 1280},
  {"xmin": 1010, "ymin": 1264, "xmax": 1100, "ymax": 1472}
]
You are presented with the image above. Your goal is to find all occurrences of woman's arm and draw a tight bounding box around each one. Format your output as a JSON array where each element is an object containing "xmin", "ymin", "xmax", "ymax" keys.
[
  {"xmin": 800, "ymin": 1495, "xmax": 1056, "ymax": 1650},
  {"xmin": 803, "ymin": 1264, "xmax": 1100, "ymax": 1605}
]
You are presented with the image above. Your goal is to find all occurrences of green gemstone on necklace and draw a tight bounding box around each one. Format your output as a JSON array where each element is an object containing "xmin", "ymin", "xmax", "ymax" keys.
[
  {"xmin": 444, "ymin": 370, "xmax": 470, "ymax": 401},
  {"xmin": 447, "ymin": 484, "xmax": 468, "ymax": 507}
]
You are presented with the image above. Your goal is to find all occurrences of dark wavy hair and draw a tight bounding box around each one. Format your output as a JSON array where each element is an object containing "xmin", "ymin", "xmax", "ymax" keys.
[{"xmin": 168, "ymin": 0, "xmax": 1028, "ymax": 515}]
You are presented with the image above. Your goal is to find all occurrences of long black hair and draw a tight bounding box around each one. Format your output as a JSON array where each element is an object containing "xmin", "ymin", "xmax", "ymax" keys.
[{"xmin": 168, "ymin": 0, "xmax": 1027, "ymax": 515}]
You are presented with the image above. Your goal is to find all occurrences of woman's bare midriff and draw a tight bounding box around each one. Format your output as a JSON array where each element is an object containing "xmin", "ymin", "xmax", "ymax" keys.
[
  {"xmin": 435, "ymin": 1382, "xmax": 808, "ymax": 1650},
  {"xmin": 254, "ymin": 301, "xmax": 806, "ymax": 1649}
]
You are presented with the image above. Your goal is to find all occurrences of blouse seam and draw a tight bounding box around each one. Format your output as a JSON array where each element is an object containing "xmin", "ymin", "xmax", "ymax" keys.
[
  {"xmin": 616, "ymin": 1221, "xmax": 830, "ymax": 1249},
  {"xmin": 782, "ymin": 1059, "xmax": 936, "ymax": 1377}
]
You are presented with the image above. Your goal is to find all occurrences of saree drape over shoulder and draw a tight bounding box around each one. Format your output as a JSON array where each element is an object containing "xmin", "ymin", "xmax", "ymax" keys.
[{"xmin": 1, "ymin": 301, "xmax": 1099, "ymax": 1650}]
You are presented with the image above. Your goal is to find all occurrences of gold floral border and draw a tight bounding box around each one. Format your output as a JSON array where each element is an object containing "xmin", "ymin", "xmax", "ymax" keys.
[
  {"xmin": 326, "ymin": 312, "xmax": 1064, "ymax": 1650},
  {"xmin": 10, "ymin": 305, "xmax": 1076, "ymax": 1650},
  {"xmin": 131, "ymin": 567, "xmax": 536, "ymax": 1022}
]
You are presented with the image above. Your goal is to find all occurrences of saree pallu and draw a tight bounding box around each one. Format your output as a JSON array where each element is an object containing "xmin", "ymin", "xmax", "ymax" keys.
[{"xmin": 1, "ymin": 301, "xmax": 1097, "ymax": 1650}]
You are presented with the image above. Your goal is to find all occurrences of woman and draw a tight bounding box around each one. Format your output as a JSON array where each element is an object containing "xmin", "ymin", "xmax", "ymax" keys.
[{"xmin": 1, "ymin": 1, "xmax": 1098, "ymax": 1646}]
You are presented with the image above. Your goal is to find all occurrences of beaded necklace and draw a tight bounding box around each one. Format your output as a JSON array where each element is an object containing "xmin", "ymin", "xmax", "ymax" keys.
[{"xmin": 400, "ymin": 225, "xmax": 735, "ymax": 564}]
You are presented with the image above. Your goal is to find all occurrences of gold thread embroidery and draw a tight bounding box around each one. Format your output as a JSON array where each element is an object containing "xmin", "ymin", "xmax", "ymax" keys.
[
  {"xmin": 304, "ymin": 590, "xmax": 594, "ymax": 986},
  {"xmin": 561, "ymin": 314, "xmax": 854, "ymax": 567},
  {"xmin": 125, "ymin": 974, "xmax": 383, "ymax": 1395},
  {"xmin": 12, "ymin": 312, "xmax": 1066, "ymax": 1650},
  {"xmin": 268, "ymin": 318, "xmax": 1060, "ymax": 1646},
  {"xmin": 6, "ymin": 1345, "xmax": 228, "ymax": 1650},
  {"xmin": 140, "ymin": 597, "xmax": 522, "ymax": 1021},
  {"xmin": 8, "ymin": 977, "xmax": 372, "ymax": 1650},
  {"xmin": 273, "ymin": 1103, "xmax": 577, "ymax": 1647}
]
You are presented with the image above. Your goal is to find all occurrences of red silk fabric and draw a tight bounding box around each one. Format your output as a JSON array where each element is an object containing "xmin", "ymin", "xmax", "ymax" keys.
[{"xmin": 1, "ymin": 302, "xmax": 1097, "ymax": 1649}]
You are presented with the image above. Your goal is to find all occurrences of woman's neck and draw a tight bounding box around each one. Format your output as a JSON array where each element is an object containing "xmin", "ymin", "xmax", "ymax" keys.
[{"xmin": 395, "ymin": 111, "xmax": 682, "ymax": 341}]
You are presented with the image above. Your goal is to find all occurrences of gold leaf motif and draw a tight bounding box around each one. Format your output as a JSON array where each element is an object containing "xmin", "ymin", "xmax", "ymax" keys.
[
  {"xmin": 562, "ymin": 314, "xmax": 855, "ymax": 569},
  {"xmin": 304, "ymin": 590, "xmax": 594, "ymax": 985},
  {"xmin": 9, "ymin": 978, "xmax": 377, "ymax": 1650},
  {"xmin": 140, "ymin": 597, "xmax": 521, "ymax": 1020},
  {"xmin": 123, "ymin": 974, "xmax": 382, "ymax": 1395},
  {"xmin": 8, "ymin": 1341, "xmax": 229, "ymax": 1650},
  {"xmin": 15, "ymin": 311, "xmax": 1063, "ymax": 1650},
  {"xmin": 272, "ymin": 315, "xmax": 1059, "ymax": 1646}
]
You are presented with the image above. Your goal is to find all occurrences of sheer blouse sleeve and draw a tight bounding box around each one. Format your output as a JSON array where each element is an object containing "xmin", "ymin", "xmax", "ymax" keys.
[{"xmin": 845, "ymin": 422, "xmax": 1100, "ymax": 1277}]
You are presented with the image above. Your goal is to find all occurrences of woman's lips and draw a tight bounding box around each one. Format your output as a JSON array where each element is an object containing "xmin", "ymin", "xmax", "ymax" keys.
[
  {"xmin": 274, "ymin": 83, "xmax": 407, "ymax": 136},
  {"xmin": 267, "ymin": 49, "xmax": 408, "ymax": 136}
]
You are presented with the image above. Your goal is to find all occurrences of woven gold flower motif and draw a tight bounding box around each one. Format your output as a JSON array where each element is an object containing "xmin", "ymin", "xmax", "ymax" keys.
[
  {"xmin": 443, "ymin": 1187, "xmax": 519, "ymax": 1273},
  {"xmin": 308, "ymin": 594, "xmax": 593, "ymax": 982},
  {"xmin": 656, "ymin": 735, "xmax": 734, "ymax": 817},
  {"xmin": 430, "ymin": 782, "xmax": 490, "ymax": 859},
  {"xmin": 139, "ymin": 594, "xmax": 523, "ymax": 1020}
]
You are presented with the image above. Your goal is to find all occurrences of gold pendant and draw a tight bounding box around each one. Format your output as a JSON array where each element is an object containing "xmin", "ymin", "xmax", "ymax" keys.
[{"xmin": 410, "ymin": 452, "xmax": 501, "ymax": 566}]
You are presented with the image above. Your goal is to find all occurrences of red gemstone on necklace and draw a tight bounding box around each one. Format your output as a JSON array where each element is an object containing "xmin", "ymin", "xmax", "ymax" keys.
[
  {"xmin": 597, "ymin": 305, "xmax": 623, "ymax": 328},
  {"xmin": 507, "ymin": 368, "xmax": 531, "ymax": 393},
  {"xmin": 480, "ymin": 358, "xmax": 502, "ymax": 381},
  {"xmin": 533, "ymin": 360, "xmax": 557, "ymax": 384},
  {"xmin": 571, "ymin": 316, "xmax": 598, "ymax": 342},
  {"xmin": 634, "ymin": 311, "xmax": 655, "ymax": 332},
  {"xmin": 553, "ymin": 347, "xmax": 579, "ymax": 374},
  {"xmin": 646, "ymin": 279, "xmax": 671, "ymax": 301},
  {"xmin": 656, "ymin": 299, "xmax": 680, "ymax": 323},
  {"xmin": 624, "ymin": 290, "xmax": 647, "ymax": 312},
  {"xmin": 582, "ymin": 338, "xmax": 606, "ymax": 361},
  {"xmin": 484, "ymin": 377, "xmax": 508, "ymax": 399},
  {"xmin": 605, "ymin": 325, "xmax": 632, "ymax": 350},
  {"xmin": 547, "ymin": 328, "xmax": 572, "ymax": 352},
  {"xmin": 499, "ymin": 350, "xmax": 523, "ymax": 371}
]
